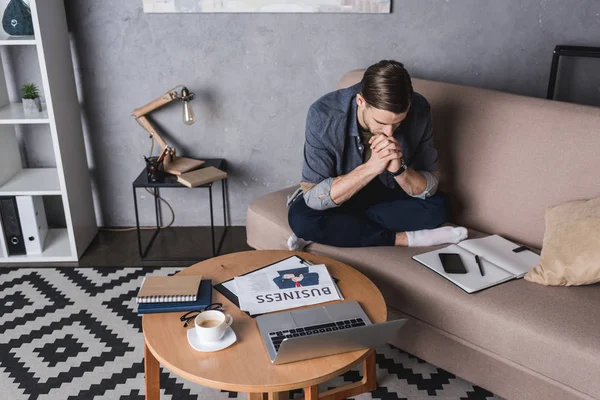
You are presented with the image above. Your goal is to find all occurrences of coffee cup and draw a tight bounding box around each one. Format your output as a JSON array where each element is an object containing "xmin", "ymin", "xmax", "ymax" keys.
[{"xmin": 194, "ymin": 310, "xmax": 233, "ymax": 342}]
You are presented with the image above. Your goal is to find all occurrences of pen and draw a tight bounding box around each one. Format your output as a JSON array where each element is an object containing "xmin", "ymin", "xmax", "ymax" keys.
[{"xmin": 475, "ymin": 255, "xmax": 485, "ymax": 276}]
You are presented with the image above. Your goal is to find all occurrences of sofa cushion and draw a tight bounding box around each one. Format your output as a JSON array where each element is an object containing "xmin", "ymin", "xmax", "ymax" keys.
[
  {"xmin": 525, "ymin": 197, "xmax": 600, "ymax": 286},
  {"xmin": 246, "ymin": 186, "xmax": 297, "ymax": 251},
  {"xmin": 246, "ymin": 187, "xmax": 600, "ymax": 398}
]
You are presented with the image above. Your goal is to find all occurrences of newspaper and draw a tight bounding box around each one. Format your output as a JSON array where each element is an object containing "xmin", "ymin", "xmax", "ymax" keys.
[
  {"xmin": 220, "ymin": 256, "xmax": 310, "ymax": 298},
  {"xmin": 234, "ymin": 263, "xmax": 343, "ymax": 315}
]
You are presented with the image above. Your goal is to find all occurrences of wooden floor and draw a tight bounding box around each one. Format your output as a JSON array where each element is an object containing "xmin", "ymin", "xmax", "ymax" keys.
[{"xmin": 0, "ymin": 226, "xmax": 253, "ymax": 268}]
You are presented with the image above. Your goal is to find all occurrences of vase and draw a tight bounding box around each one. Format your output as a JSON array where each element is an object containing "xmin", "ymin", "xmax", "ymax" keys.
[
  {"xmin": 22, "ymin": 98, "xmax": 41, "ymax": 113},
  {"xmin": 3, "ymin": 0, "xmax": 34, "ymax": 36}
]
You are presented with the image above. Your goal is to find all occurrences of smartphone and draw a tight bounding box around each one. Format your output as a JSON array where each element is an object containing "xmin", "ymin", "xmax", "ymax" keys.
[{"xmin": 438, "ymin": 253, "xmax": 468, "ymax": 274}]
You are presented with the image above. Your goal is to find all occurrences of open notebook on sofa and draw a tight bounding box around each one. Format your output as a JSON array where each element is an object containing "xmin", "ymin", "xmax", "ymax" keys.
[{"xmin": 413, "ymin": 235, "xmax": 540, "ymax": 293}]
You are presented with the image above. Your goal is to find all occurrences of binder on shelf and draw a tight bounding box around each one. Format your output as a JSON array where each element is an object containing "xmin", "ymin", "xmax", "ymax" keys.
[
  {"xmin": 16, "ymin": 196, "xmax": 48, "ymax": 255},
  {"xmin": 0, "ymin": 197, "xmax": 26, "ymax": 255}
]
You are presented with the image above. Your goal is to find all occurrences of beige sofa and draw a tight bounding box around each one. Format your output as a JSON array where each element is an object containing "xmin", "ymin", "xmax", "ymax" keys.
[{"xmin": 246, "ymin": 71, "xmax": 600, "ymax": 400}]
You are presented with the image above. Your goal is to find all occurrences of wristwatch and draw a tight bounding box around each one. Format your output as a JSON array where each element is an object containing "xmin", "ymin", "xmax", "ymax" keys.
[{"xmin": 389, "ymin": 158, "xmax": 407, "ymax": 177}]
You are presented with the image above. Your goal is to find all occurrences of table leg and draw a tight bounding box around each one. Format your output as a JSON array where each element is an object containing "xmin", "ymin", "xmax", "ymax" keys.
[
  {"xmin": 209, "ymin": 185, "xmax": 216, "ymax": 256},
  {"xmin": 247, "ymin": 393, "xmax": 267, "ymax": 400},
  {"xmin": 155, "ymin": 187, "xmax": 163, "ymax": 227},
  {"xmin": 304, "ymin": 385, "xmax": 319, "ymax": 400},
  {"xmin": 247, "ymin": 392, "xmax": 287, "ymax": 400},
  {"xmin": 363, "ymin": 349, "xmax": 377, "ymax": 391},
  {"xmin": 144, "ymin": 342, "xmax": 160, "ymax": 400},
  {"xmin": 215, "ymin": 178, "xmax": 229, "ymax": 255},
  {"xmin": 316, "ymin": 350, "xmax": 377, "ymax": 400},
  {"xmin": 222, "ymin": 178, "xmax": 228, "ymax": 227},
  {"xmin": 268, "ymin": 392, "xmax": 289, "ymax": 400},
  {"xmin": 133, "ymin": 186, "xmax": 143, "ymax": 258},
  {"xmin": 133, "ymin": 185, "xmax": 161, "ymax": 260},
  {"xmin": 547, "ymin": 49, "xmax": 561, "ymax": 99}
]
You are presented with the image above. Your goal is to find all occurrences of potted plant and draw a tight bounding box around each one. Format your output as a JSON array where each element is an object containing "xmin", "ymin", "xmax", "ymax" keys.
[{"xmin": 21, "ymin": 82, "xmax": 41, "ymax": 113}]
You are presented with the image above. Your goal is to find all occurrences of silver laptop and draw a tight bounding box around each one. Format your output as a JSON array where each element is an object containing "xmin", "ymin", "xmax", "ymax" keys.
[{"xmin": 256, "ymin": 301, "xmax": 407, "ymax": 365}]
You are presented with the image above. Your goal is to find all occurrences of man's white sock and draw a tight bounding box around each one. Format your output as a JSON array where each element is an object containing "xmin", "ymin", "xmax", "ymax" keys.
[
  {"xmin": 287, "ymin": 234, "xmax": 313, "ymax": 251},
  {"xmin": 406, "ymin": 226, "xmax": 468, "ymax": 247}
]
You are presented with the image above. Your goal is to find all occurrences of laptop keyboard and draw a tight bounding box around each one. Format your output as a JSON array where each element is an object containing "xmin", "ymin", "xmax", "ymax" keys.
[{"xmin": 268, "ymin": 318, "xmax": 366, "ymax": 353}]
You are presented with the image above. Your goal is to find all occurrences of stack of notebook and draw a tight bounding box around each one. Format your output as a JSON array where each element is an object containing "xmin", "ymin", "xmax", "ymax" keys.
[{"xmin": 136, "ymin": 274, "xmax": 212, "ymax": 314}]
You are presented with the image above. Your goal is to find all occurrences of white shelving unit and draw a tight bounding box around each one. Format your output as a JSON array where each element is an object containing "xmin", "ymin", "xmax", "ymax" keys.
[
  {"xmin": 0, "ymin": 169, "xmax": 61, "ymax": 196},
  {"xmin": 0, "ymin": 0, "xmax": 97, "ymax": 263},
  {"xmin": 0, "ymin": 103, "xmax": 49, "ymax": 123},
  {"xmin": 0, "ymin": 33, "xmax": 36, "ymax": 46}
]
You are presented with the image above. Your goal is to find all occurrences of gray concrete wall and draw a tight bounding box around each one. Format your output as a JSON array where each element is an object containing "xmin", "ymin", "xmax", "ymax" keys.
[{"xmin": 28, "ymin": 0, "xmax": 600, "ymax": 226}]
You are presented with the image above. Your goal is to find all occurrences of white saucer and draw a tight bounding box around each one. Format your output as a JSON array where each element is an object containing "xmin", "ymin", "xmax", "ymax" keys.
[{"xmin": 187, "ymin": 327, "xmax": 237, "ymax": 352}]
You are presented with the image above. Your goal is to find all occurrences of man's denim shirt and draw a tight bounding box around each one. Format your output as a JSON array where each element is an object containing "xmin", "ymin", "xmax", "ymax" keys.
[{"xmin": 301, "ymin": 83, "xmax": 440, "ymax": 210}]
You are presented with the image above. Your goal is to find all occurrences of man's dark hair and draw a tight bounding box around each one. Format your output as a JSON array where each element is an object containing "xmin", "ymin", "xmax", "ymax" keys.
[{"xmin": 360, "ymin": 60, "xmax": 413, "ymax": 114}]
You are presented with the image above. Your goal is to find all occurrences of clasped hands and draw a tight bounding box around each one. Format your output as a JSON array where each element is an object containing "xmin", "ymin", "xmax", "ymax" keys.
[{"xmin": 366, "ymin": 134, "xmax": 403, "ymax": 175}]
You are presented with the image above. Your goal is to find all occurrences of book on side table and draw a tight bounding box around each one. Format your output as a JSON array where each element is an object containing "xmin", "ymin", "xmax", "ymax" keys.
[
  {"xmin": 413, "ymin": 235, "xmax": 540, "ymax": 293},
  {"xmin": 177, "ymin": 166, "xmax": 227, "ymax": 188}
]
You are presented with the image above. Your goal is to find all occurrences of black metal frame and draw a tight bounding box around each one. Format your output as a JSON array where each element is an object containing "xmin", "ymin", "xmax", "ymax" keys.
[
  {"xmin": 132, "ymin": 159, "xmax": 229, "ymax": 261},
  {"xmin": 547, "ymin": 45, "xmax": 600, "ymax": 100}
]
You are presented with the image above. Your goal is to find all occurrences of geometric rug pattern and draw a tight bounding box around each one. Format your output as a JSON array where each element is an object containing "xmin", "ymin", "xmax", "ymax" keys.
[{"xmin": 0, "ymin": 267, "xmax": 502, "ymax": 400}]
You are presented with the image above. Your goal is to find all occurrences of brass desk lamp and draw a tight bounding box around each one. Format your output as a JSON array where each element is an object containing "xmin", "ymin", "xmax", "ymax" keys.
[{"xmin": 132, "ymin": 85, "xmax": 205, "ymax": 175}]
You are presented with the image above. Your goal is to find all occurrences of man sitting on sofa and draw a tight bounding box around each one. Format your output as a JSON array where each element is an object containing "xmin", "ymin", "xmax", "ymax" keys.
[{"xmin": 288, "ymin": 60, "xmax": 467, "ymax": 249}]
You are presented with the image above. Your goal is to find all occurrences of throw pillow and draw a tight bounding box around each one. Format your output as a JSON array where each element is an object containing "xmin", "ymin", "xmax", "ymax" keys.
[{"xmin": 525, "ymin": 197, "xmax": 600, "ymax": 286}]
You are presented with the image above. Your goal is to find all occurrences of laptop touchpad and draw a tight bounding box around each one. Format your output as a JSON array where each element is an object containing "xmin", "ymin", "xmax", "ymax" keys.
[{"xmin": 291, "ymin": 306, "xmax": 331, "ymax": 326}]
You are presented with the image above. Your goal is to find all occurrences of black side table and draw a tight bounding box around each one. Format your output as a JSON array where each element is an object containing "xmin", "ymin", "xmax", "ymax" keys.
[
  {"xmin": 132, "ymin": 158, "xmax": 229, "ymax": 261},
  {"xmin": 547, "ymin": 45, "xmax": 600, "ymax": 100}
]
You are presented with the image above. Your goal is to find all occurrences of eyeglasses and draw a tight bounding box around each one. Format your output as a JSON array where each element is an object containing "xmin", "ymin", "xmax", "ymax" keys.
[{"xmin": 180, "ymin": 303, "xmax": 224, "ymax": 328}]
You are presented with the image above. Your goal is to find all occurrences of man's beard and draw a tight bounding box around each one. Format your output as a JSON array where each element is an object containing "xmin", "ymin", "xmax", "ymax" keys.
[
  {"xmin": 359, "ymin": 109, "xmax": 375, "ymax": 134},
  {"xmin": 362, "ymin": 109, "xmax": 389, "ymax": 136}
]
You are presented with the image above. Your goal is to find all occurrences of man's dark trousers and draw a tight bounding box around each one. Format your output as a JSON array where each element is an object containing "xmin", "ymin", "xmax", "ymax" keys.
[{"xmin": 288, "ymin": 178, "xmax": 449, "ymax": 247}]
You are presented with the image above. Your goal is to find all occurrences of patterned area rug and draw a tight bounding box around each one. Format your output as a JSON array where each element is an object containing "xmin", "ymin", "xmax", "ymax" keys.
[{"xmin": 0, "ymin": 267, "xmax": 501, "ymax": 400}]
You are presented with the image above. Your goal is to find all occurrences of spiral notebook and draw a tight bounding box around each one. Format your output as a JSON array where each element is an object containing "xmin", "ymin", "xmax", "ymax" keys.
[
  {"xmin": 136, "ymin": 274, "xmax": 203, "ymax": 304},
  {"xmin": 137, "ymin": 280, "xmax": 212, "ymax": 314}
]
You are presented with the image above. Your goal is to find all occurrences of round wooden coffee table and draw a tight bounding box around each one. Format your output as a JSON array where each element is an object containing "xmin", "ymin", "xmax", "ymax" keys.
[{"xmin": 142, "ymin": 250, "xmax": 387, "ymax": 400}]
